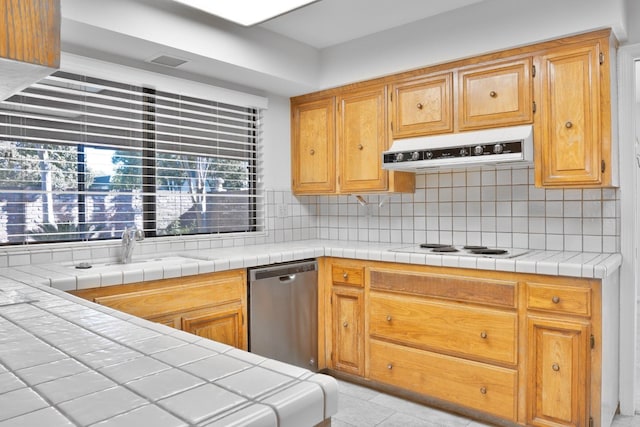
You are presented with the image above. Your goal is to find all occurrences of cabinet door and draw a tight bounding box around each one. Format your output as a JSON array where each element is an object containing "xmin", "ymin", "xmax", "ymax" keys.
[
  {"xmin": 527, "ymin": 317, "xmax": 589, "ymax": 427},
  {"xmin": 391, "ymin": 73, "xmax": 453, "ymax": 138},
  {"xmin": 458, "ymin": 58, "xmax": 533, "ymax": 130},
  {"xmin": 182, "ymin": 306, "xmax": 244, "ymax": 349},
  {"xmin": 338, "ymin": 86, "xmax": 388, "ymax": 193},
  {"xmin": 331, "ymin": 287, "xmax": 364, "ymax": 375},
  {"xmin": 291, "ymin": 97, "xmax": 336, "ymax": 194},
  {"xmin": 535, "ymin": 43, "xmax": 605, "ymax": 187}
]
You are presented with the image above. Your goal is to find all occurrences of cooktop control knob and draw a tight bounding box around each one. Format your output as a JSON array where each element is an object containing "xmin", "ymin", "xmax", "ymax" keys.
[
  {"xmin": 411, "ymin": 151, "xmax": 420, "ymax": 161},
  {"xmin": 425, "ymin": 151, "xmax": 433, "ymax": 159},
  {"xmin": 474, "ymin": 145, "xmax": 484, "ymax": 155},
  {"xmin": 395, "ymin": 152, "xmax": 404, "ymax": 162},
  {"xmin": 493, "ymin": 143, "xmax": 504, "ymax": 154},
  {"xmin": 459, "ymin": 148, "xmax": 468, "ymax": 156}
]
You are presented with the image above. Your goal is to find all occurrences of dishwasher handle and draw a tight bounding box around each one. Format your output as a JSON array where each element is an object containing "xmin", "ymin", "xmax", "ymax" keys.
[
  {"xmin": 279, "ymin": 274, "xmax": 296, "ymax": 283},
  {"xmin": 249, "ymin": 260, "xmax": 317, "ymax": 281}
]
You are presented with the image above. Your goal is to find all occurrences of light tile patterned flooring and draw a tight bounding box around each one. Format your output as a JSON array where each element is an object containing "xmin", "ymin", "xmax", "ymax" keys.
[{"xmin": 333, "ymin": 379, "xmax": 640, "ymax": 427}]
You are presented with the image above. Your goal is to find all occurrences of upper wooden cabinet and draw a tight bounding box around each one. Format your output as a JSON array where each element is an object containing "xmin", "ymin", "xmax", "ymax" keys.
[
  {"xmin": 338, "ymin": 85, "xmax": 389, "ymax": 193},
  {"xmin": 534, "ymin": 37, "xmax": 613, "ymax": 187},
  {"xmin": 458, "ymin": 58, "xmax": 533, "ymax": 130},
  {"xmin": 291, "ymin": 86, "xmax": 414, "ymax": 195},
  {"xmin": 390, "ymin": 72, "xmax": 453, "ymax": 138},
  {"xmin": 0, "ymin": 0, "xmax": 60, "ymax": 100},
  {"xmin": 291, "ymin": 96, "xmax": 336, "ymax": 194}
]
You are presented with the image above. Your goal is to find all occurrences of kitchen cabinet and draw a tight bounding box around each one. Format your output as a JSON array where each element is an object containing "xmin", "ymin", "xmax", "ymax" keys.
[
  {"xmin": 534, "ymin": 34, "xmax": 615, "ymax": 187},
  {"xmin": 389, "ymin": 72, "xmax": 453, "ymax": 138},
  {"xmin": 69, "ymin": 269, "xmax": 248, "ymax": 350},
  {"xmin": 525, "ymin": 280, "xmax": 594, "ymax": 427},
  {"xmin": 458, "ymin": 58, "xmax": 533, "ymax": 130},
  {"xmin": 290, "ymin": 87, "xmax": 414, "ymax": 195},
  {"xmin": 291, "ymin": 96, "xmax": 336, "ymax": 194},
  {"xmin": 321, "ymin": 258, "xmax": 610, "ymax": 427},
  {"xmin": 327, "ymin": 262, "xmax": 364, "ymax": 376},
  {"xmin": 0, "ymin": 0, "xmax": 60, "ymax": 100}
]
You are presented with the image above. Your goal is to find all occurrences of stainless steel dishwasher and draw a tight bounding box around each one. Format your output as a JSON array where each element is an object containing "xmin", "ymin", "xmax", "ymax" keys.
[{"xmin": 248, "ymin": 260, "xmax": 318, "ymax": 371}]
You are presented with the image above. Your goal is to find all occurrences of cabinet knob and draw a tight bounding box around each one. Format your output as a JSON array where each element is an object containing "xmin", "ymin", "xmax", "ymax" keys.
[
  {"xmin": 343, "ymin": 321, "xmax": 348, "ymax": 328},
  {"xmin": 342, "ymin": 272, "xmax": 348, "ymax": 279},
  {"xmin": 387, "ymin": 363, "xmax": 393, "ymax": 370},
  {"xmin": 480, "ymin": 387, "xmax": 487, "ymax": 394},
  {"xmin": 565, "ymin": 121, "xmax": 573, "ymax": 128},
  {"xmin": 357, "ymin": 144, "xmax": 364, "ymax": 150},
  {"xmin": 552, "ymin": 296, "xmax": 560, "ymax": 304},
  {"xmin": 416, "ymin": 102, "xmax": 423, "ymax": 110},
  {"xmin": 489, "ymin": 91, "xmax": 497, "ymax": 98},
  {"xmin": 309, "ymin": 149, "xmax": 315, "ymax": 155},
  {"xmin": 480, "ymin": 331, "xmax": 488, "ymax": 339},
  {"xmin": 386, "ymin": 315, "xmax": 392, "ymax": 322},
  {"xmin": 552, "ymin": 363, "xmax": 560, "ymax": 372}
]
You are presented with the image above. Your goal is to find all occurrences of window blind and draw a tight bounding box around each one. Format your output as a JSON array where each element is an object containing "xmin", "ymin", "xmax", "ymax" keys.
[{"xmin": 0, "ymin": 71, "xmax": 263, "ymax": 244}]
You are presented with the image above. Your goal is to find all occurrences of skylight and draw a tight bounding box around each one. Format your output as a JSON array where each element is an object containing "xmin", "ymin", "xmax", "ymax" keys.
[{"xmin": 173, "ymin": 0, "xmax": 318, "ymax": 26}]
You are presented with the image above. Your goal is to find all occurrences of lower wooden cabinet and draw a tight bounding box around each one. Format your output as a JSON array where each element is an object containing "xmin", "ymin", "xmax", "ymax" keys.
[
  {"xmin": 527, "ymin": 315, "xmax": 590, "ymax": 427},
  {"xmin": 322, "ymin": 258, "xmax": 608, "ymax": 427},
  {"xmin": 69, "ymin": 269, "xmax": 248, "ymax": 350}
]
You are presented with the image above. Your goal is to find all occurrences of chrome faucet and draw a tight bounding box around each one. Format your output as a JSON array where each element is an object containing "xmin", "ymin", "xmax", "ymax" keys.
[{"xmin": 121, "ymin": 227, "xmax": 145, "ymax": 264}]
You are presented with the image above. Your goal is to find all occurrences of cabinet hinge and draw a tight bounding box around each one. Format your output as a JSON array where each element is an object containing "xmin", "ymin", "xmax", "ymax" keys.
[
  {"xmin": 532, "ymin": 101, "xmax": 537, "ymax": 113},
  {"xmin": 599, "ymin": 52, "xmax": 605, "ymax": 65},
  {"xmin": 601, "ymin": 160, "xmax": 606, "ymax": 173},
  {"xmin": 390, "ymin": 121, "xmax": 393, "ymax": 132},
  {"xmin": 532, "ymin": 64, "xmax": 536, "ymax": 78},
  {"xmin": 330, "ymin": 295, "xmax": 333, "ymax": 305},
  {"xmin": 589, "ymin": 416, "xmax": 594, "ymax": 427},
  {"xmin": 390, "ymin": 93, "xmax": 393, "ymax": 102},
  {"xmin": 590, "ymin": 334, "xmax": 595, "ymax": 349}
]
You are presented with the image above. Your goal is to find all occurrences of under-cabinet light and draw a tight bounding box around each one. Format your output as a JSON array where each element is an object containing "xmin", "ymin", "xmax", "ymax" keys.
[{"xmin": 172, "ymin": 0, "xmax": 318, "ymax": 26}]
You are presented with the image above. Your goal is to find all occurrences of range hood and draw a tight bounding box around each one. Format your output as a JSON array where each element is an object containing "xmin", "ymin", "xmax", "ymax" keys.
[{"xmin": 382, "ymin": 125, "xmax": 534, "ymax": 171}]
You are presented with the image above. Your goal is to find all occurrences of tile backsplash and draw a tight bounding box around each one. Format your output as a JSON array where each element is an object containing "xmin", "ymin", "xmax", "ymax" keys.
[
  {"xmin": 308, "ymin": 166, "xmax": 619, "ymax": 253},
  {"xmin": 0, "ymin": 165, "xmax": 621, "ymax": 267}
]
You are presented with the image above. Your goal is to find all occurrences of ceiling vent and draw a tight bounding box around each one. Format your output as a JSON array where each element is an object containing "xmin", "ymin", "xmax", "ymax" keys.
[{"xmin": 148, "ymin": 55, "xmax": 188, "ymax": 68}]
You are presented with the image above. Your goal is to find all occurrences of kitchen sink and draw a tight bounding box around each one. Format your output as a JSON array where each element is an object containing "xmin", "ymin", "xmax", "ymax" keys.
[{"xmin": 66, "ymin": 255, "xmax": 203, "ymax": 271}]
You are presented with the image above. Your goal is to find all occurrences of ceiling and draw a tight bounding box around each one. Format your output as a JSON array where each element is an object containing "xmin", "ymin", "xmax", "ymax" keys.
[{"xmin": 258, "ymin": 0, "xmax": 486, "ymax": 49}]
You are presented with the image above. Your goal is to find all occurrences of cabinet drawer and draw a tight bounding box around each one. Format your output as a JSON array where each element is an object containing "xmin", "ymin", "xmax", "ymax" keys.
[
  {"xmin": 458, "ymin": 58, "xmax": 533, "ymax": 130},
  {"xmin": 370, "ymin": 292, "xmax": 517, "ymax": 364},
  {"xmin": 94, "ymin": 278, "xmax": 243, "ymax": 319},
  {"xmin": 526, "ymin": 283, "xmax": 591, "ymax": 317},
  {"xmin": 331, "ymin": 265, "xmax": 364, "ymax": 287},
  {"xmin": 369, "ymin": 339, "xmax": 517, "ymax": 421}
]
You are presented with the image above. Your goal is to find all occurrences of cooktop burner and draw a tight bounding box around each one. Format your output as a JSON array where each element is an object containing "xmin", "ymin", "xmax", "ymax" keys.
[{"xmin": 390, "ymin": 245, "xmax": 530, "ymax": 259}]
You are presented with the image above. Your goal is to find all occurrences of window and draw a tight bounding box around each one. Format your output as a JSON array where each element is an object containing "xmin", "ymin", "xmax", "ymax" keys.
[{"xmin": 0, "ymin": 71, "xmax": 261, "ymax": 244}]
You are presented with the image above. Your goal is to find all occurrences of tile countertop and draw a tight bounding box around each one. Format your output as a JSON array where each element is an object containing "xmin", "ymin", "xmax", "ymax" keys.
[
  {"xmin": 2, "ymin": 240, "xmax": 623, "ymax": 291},
  {"xmin": 0, "ymin": 278, "xmax": 338, "ymax": 427}
]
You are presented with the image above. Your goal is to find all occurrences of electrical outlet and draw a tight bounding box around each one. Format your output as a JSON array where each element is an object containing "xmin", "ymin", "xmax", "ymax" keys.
[{"xmin": 276, "ymin": 204, "xmax": 289, "ymax": 218}]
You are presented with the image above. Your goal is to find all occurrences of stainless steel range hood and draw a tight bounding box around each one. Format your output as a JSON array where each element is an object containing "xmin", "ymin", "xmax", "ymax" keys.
[{"xmin": 382, "ymin": 125, "xmax": 534, "ymax": 171}]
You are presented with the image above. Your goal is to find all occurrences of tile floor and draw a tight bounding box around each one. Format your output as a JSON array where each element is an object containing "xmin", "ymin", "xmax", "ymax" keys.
[{"xmin": 332, "ymin": 379, "xmax": 640, "ymax": 427}]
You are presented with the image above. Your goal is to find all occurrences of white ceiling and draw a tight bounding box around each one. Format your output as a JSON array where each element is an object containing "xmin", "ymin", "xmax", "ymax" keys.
[{"xmin": 259, "ymin": 0, "xmax": 486, "ymax": 49}]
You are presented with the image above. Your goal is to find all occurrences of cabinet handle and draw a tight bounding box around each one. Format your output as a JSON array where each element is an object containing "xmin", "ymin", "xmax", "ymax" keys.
[
  {"xmin": 357, "ymin": 144, "xmax": 364, "ymax": 150},
  {"xmin": 565, "ymin": 121, "xmax": 573, "ymax": 128},
  {"xmin": 342, "ymin": 272, "xmax": 348, "ymax": 279},
  {"xmin": 480, "ymin": 387, "xmax": 487, "ymax": 394},
  {"xmin": 480, "ymin": 331, "xmax": 487, "ymax": 339},
  {"xmin": 343, "ymin": 321, "xmax": 348, "ymax": 328},
  {"xmin": 552, "ymin": 363, "xmax": 560, "ymax": 372},
  {"xmin": 552, "ymin": 296, "xmax": 560, "ymax": 304},
  {"xmin": 416, "ymin": 102, "xmax": 423, "ymax": 110},
  {"xmin": 309, "ymin": 149, "xmax": 315, "ymax": 155},
  {"xmin": 489, "ymin": 91, "xmax": 497, "ymax": 98},
  {"xmin": 386, "ymin": 315, "xmax": 392, "ymax": 322},
  {"xmin": 387, "ymin": 363, "xmax": 393, "ymax": 370}
]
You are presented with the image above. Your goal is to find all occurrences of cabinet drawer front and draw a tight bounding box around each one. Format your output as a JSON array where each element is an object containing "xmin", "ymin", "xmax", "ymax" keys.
[
  {"xmin": 370, "ymin": 339, "xmax": 517, "ymax": 421},
  {"xmin": 331, "ymin": 265, "xmax": 364, "ymax": 287},
  {"xmin": 95, "ymin": 279, "xmax": 243, "ymax": 319},
  {"xmin": 527, "ymin": 283, "xmax": 591, "ymax": 316},
  {"xmin": 370, "ymin": 292, "xmax": 517, "ymax": 364},
  {"xmin": 370, "ymin": 269, "xmax": 516, "ymax": 308},
  {"xmin": 459, "ymin": 58, "xmax": 533, "ymax": 130}
]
